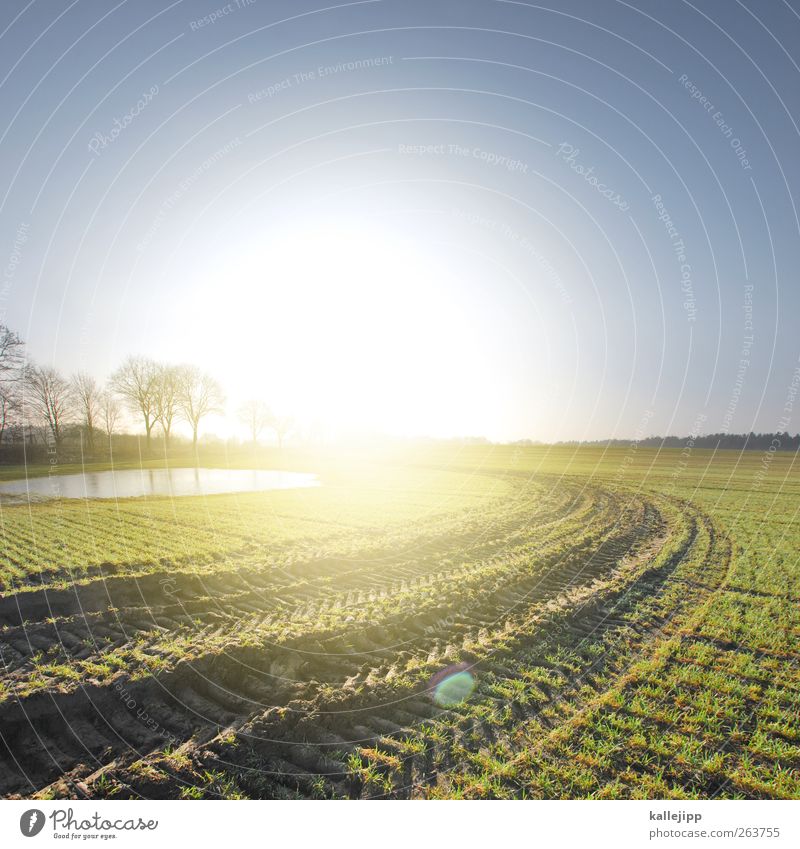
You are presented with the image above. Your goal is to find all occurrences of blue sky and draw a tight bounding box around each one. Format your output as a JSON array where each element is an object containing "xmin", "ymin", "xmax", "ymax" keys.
[{"xmin": 1, "ymin": 0, "xmax": 799, "ymax": 441}]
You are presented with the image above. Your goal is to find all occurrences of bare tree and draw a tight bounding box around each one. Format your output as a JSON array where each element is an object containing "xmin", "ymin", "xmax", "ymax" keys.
[
  {"xmin": 238, "ymin": 400, "xmax": 271, "ymax": 444},
  {"xmin": 71, "ymin": 372, "xmax": 101, "ymax": 452},
  {"xmin": 153, "ymin": 364, "xmax": 180, "ymax": 448},
  {"xmin": 23, "ymin": 364, "xmax": 73, "ymax": 450},
  {"xmin": 110, "ymin": 356, "xmax": 160, "ymax": 448},
  {"xmin": 270, "ymin": 413, "xmax": 295, "ymax": 450},
  {"xmin": 0, "ymin": 384, "xmax": 19, "ymax": 446},
  {"xmin": 0, "ymin": 325, "xmax": 24, "ymax": 378},
  {"xmin": 0, "ymin": 325, "xmax": 24, "ymax": 448},
  {"xmin": 177, "ymin": 365, "xmax": 225, "ymax": 448},
  {"xmin": 98, "ymin": 389, "xmax": 122, "ymax": 445}
]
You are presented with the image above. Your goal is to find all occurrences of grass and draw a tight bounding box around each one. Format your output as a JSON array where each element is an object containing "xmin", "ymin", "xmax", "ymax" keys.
[
  {"xmin": 0, "ymin": 443, "xmax": 797, "ymax": 799},
  {"xmin": 0, "ymin": 455, "xmax": 505, "ymax": 590}
]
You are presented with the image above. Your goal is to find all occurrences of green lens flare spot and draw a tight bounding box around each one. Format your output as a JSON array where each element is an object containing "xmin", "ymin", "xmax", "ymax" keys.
[{"xmin": 433, "ymin": 670, "xmax": 475, "ymax": 707}]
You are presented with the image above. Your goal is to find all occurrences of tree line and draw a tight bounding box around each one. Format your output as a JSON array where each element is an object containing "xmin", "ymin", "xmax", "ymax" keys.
[
  {"xmin": 0, "ymin": 323, "xmax": 291, "ymax": 461},
  {"xmin": 553, "ymin": 433, "xmax": 800, "ymax": 451}
]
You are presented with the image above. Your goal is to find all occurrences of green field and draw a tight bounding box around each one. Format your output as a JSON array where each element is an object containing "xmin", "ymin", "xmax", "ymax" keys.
[{"xmin": 0, "ymin": 445, "xmax": 797, "ymax": 799}]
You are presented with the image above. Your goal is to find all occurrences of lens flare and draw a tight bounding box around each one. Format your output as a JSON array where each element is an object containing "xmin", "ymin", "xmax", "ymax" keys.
[{"xmin": 431, "ymin": 665, "xmax": 476, "ymax": 707}]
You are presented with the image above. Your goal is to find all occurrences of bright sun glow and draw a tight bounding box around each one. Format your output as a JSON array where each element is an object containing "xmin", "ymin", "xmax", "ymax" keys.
[{"xmin": 188, "ymin": 220, "xmax": 506, "ymax": 439}]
